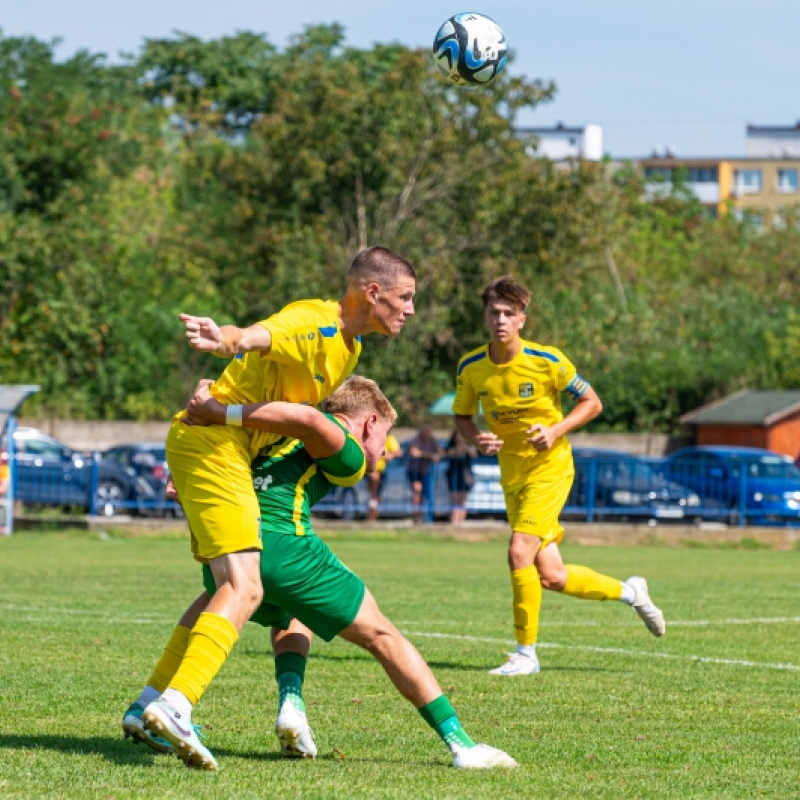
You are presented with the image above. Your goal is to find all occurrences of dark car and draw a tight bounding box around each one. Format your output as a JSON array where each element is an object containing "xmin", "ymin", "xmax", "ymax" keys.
[
  {"xmin": 2, "ymin": 427, "xmax": 161, "ymax": 516},
  {"xmin": 660, "ymin": 445, "xmax": 800, "ymax": 526},
  {"xmin": 568, "ymin": 448, "xmax": 701, "ymax": 522},
  {"xmin": 102, "ymin": 442, "xmax": 182, "ymax": 517}
]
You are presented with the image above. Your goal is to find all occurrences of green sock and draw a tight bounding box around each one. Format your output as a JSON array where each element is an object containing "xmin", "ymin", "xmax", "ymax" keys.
[
  {"xmin": 275, "ymin": 652, "xmax": 306, "ymax": 713},
  {"xmin": 418, "ymin": 694, "xmax": 476, "ymax": 750}
]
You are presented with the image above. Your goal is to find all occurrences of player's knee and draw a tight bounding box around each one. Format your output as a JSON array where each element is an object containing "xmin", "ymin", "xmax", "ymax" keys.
[
  {"xmin": 540, "ymin": 566, "xmax": 568, "ymax": 592},
  {"xmin": 235, "ymin": 572, "xmax": 264, "ymax": 611}
]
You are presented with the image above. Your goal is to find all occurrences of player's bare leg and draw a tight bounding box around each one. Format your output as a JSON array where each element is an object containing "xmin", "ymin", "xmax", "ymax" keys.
[
  {"xmin": 143, "ymin": 550, "xmax": 263, "ymax": 770},
  {"xmin": 339, "ymin": 589, "xmax": 517, "ymax": 768},
  {"xmin": 537, "ymin": 542, "xmax": 665, "ymax": 635}
]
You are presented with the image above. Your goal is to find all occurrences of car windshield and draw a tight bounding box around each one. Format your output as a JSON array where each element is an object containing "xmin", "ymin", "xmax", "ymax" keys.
[
  {"xmin": 615, "ymin": 460, "xmax": 657, "ymax": 481},
  {"xmin": 733, "ymin": 455, "xmax": 800, "ymax": 480}
]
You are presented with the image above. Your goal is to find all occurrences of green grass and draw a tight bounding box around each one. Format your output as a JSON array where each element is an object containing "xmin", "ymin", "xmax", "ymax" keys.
[{"xmin": 0, "ymin": 530, "xmax": 797, "ymax": 799}]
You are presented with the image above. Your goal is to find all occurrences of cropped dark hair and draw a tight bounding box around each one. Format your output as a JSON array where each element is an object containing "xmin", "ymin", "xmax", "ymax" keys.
[{"xmin": 481, "ymin": 275, "xmax": 531, "ymax": 312}]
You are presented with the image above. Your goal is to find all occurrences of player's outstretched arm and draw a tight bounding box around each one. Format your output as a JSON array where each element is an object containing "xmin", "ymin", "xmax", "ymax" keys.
[
  {"xmin": 179, "ymin": 314, "xmax": 273, "ymax": 358},
  {"xmin": 185, "ymin": 383, "xmax": 344, "ymax": 459}
]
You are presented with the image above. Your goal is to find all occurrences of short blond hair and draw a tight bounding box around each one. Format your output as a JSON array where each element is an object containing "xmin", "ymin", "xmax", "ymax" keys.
[{"xmin": 322, "ymin": 376, "xmax": 397, "ymax": 424}]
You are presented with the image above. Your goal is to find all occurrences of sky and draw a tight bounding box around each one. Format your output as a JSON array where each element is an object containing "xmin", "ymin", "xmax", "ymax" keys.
[{"xmin": 1, "ymin": 0, "xmax": 798, "ymax": 157}]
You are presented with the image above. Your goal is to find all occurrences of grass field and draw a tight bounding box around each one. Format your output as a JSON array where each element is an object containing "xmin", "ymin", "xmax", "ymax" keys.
[{"xmin": 0, "ymin": 529, "xmax": 797, "ymax": 799}]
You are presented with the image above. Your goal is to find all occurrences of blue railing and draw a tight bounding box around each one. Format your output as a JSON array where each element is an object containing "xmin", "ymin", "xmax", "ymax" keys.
[
  {"xmin": 4, "ymin": 449, "xmax": 182, "ymax": 518},
  {"xmin": 6, "ymin": 449, "xmax": 800, "ymax": 527},
  {"xmin": 313, "ymin": 454, "xmax": 800, "ymax": 527}
]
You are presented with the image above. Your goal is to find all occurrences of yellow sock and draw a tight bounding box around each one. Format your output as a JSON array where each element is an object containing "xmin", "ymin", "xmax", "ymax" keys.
[
  {"xmin": 511, "ymin": 565, "xmax": 542, "ymax": 646},
  {"xmin": 147, "ymin": 625, "xmax": 192, "ymax": 693},
  {"xmin": 562, "ymin": 564, "xmax": 623, "ymax": 601},
  {"xmin": 167, "ymin": 612, "xmax": 238, "ymax": 705}
]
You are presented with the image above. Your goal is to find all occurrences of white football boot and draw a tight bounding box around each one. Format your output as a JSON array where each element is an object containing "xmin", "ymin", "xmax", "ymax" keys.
[
  {"xmin": 451, "ymin": 743, "xmax": 518, "ymax": 769},
  {"xmin": 142, "ymin": 697, "xmax": 218, "ymax": 771},
  {"xmin": 275, "ymin": 700, "xmax": 318, "ymax": 759},
  {"xmin": 626, "ymin": 576, "xmax": 666, "ymax": 637},
  {"xmin": 121, "ymin": 702, "xmax": 174, "ymax": 754},
  {"xmin": 488, "ymin": 650, "xmax": 541, "ymax": 676}
]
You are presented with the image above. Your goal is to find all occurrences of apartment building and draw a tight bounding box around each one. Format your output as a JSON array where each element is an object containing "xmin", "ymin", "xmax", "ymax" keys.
[
  {"xmin": 516, "ymin": 122, "xmax": 604, "ymax": 161},
  {"xmin": 639, "ymin": 123, "xmax": 800, "ymax": 218}
]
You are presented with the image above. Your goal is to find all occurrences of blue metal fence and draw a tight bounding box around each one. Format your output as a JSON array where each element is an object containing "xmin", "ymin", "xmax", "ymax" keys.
[
  {"xmin": 314, "ymin": 453, "xmax": 800, "ymax": 527},
  {"xmin": 7, "ymin": 447, "xmax": 800, "ymax": 527},
  {"xmin": 5, "ymin": 448, "xmax": 182, "ymax": 518}
]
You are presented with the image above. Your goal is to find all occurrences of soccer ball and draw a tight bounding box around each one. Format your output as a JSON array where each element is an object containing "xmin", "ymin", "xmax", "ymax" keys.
[{"xmin": 431, "ymin": 12, "xmax": 508, "ymax": 86}]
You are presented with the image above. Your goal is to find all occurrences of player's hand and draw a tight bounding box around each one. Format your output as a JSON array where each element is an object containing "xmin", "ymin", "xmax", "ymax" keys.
[
  {"xmin": 474, "ymin": 432, "xmax": 503, "ymax": 456},
  {"xmin": 179, "ymin": 313, "xmax": 222, "ymax": 352},
  {"xmin": 164, "ymin": 476, "xmax": 179, "ymax": 502},
  {"xmin": 527, "ymin": 424, "xmax": 557, "ymax": 452},
  {"xmin": 184, "ymin": 381, "xmax": 226, "ymax": 426}
]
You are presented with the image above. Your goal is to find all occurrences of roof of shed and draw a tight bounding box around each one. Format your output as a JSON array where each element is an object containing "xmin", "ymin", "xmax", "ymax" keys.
[{"xmin": 680, "ymin": 390, "xmax": 800, "ymax": 426}]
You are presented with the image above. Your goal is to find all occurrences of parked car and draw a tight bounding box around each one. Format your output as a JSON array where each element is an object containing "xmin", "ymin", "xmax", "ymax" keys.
[
  {"xmin": 101, "ymin": 442, "xmax": 182, "ymax": 517},
  {"xmin": 1, "ymin": 427, "xmax": 160, "ymax": 516},
  {"xmin": 568, "ymin": 448, "xmax": 701, "ymax": 522},
  {"xmin": 452, "ymin": 448, "xmax": 700, "ymax": 523},
  {"xmin": 659, "ymin": 445, "xmax": 800, "ymax": 525}
]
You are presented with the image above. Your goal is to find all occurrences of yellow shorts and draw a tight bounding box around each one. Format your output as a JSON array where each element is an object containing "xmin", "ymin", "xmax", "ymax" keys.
[
  {"xmin": 166, "ymin": 419, "xmax": 262, "ymax": 562},
  {"xmin": 504, "ymin": 469, "xmax": 574, "ymax": 547}
]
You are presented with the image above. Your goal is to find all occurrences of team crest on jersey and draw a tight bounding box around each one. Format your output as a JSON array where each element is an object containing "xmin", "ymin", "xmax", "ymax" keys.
[
  {"xmin": 518, "ymin": 382, "xmax": 534, "ymax": 398},
  {"xmin": 307, "ymin": 332, "xmax": 316, "ymax": 340},
  {"xmin": 314, "ymin": 373, "xmax": 325, "ymax": 383}
]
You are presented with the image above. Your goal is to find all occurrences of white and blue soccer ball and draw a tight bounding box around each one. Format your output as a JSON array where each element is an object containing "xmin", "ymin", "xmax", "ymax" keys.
[{"xmin": 432, "ymin": 12, "xmax": 508, "ymax": 86}]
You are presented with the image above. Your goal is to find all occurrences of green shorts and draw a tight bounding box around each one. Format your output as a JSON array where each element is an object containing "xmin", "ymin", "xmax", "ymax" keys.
[{"xmin": 202, "ymin": 532, "xmax": 365, "ymax": 642}]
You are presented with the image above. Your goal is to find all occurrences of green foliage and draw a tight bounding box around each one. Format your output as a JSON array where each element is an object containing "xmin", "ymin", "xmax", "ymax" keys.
[{"xmin": 1, "ymin": 26, "xmax": 798, "ymax": 429}]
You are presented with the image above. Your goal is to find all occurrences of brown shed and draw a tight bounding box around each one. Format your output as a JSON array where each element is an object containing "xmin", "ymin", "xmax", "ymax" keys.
[{"xmin": 680, "ymin": 390, "xmax": 800, "ymax": 460}]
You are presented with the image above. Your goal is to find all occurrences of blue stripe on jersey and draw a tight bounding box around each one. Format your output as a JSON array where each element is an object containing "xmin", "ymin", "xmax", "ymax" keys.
[
  {"xmin": 523, "ymin": 347, "xmax": 559, "ymax": 363},
  {"xmin": 565, "ymin": 375, "xmax": 590, "ymax": 398},
  {"xmin": 318, "ymin": 325, "xmax": 338, "ymax": 338},
  {"xmin": 457, "ymin": 351, "xmax": 487, "ymax": 375}
]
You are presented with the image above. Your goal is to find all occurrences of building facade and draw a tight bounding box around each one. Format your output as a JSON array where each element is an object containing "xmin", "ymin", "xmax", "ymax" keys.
[
  {"xmin": 516, "ymin": 122, "xmax": 604, "ymax": 161},
  {"xmin": 638, "ymin": 123, "xmax": 800, "ymax": 219}
]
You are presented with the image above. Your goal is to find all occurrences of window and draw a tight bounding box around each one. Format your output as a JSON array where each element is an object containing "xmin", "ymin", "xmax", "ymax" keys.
[
  {"xmin": 733, "ymin": 168, "xmax": 762, "ymax": 194},
  {"xmin": 688, "ymin": 167, "xmax": 718, "ymax": 183},
  {"xmin": 776, "ymin": 168, "xmax": 799, "ymax": 193},
  {"xmin": 19, "ymin": 438, "xmax": 66, "ymax": 459}
]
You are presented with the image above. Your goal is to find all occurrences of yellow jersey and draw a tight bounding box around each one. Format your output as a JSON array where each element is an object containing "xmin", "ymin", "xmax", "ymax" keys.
[
  {"xmin": 209, "ymin": 299, "xmax": 361, "ymax": 460},
  {"xmin": 452, "ymin": 339, "xmax": 590, "ymax": 489},
  {"xmin": 376, "ymin": 433, "xmax": 401, "ymax": 473}
]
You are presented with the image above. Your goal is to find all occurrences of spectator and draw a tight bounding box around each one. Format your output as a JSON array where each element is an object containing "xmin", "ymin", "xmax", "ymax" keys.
[
  {"xmin": 367, "ymin": 432, "xmax": 402, "ymax": 521},
  {"xmin": 406, "ymin": 423, "xmax": 444, "ymax": 523},
  {"xmin": 445, "ymin": 430, "xmax": 476, "ymax": 526}
]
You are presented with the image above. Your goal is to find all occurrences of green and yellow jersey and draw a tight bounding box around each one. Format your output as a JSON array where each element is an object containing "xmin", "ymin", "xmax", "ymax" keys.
[
  {"xmin": 452, "ymin": 339, "xmax": 590, "ymax": 490},
  {"xmin": 210, "ymin": 299, "xmax": 361, "ymax": 460},
  {"xmin": 252, "ymin": 414, "xmax": 366, "ymax": 537}
]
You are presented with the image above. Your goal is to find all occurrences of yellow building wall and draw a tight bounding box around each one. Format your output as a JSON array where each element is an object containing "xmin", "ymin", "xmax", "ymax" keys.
[{"xmin": 718, "ymin": 160, "xmax": 731, "ymax": 214}]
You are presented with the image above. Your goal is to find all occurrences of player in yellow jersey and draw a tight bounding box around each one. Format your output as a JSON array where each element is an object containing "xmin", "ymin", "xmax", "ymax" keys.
[
  {"xmin": 453, "ymin": 276, "xmax": 665, "ymax": 676},
  {"xmin": 130, "ymin": 247, "xmax": 416, "ymax": 767}
]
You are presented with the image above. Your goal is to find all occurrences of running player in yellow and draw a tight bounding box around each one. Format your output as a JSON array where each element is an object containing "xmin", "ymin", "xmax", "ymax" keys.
[
  {"xmin": 453, "ymin": 276, "xmax": 665, "ymax": 676},
  {"xmin": 131, "ymin": 247, "xmax": 416, "ymax": 766}
]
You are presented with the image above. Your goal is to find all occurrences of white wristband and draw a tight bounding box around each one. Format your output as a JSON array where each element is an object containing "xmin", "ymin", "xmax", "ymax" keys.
[{"xmin": 226, "ymin": 404, "xmax": 244, "ymax": 426}]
